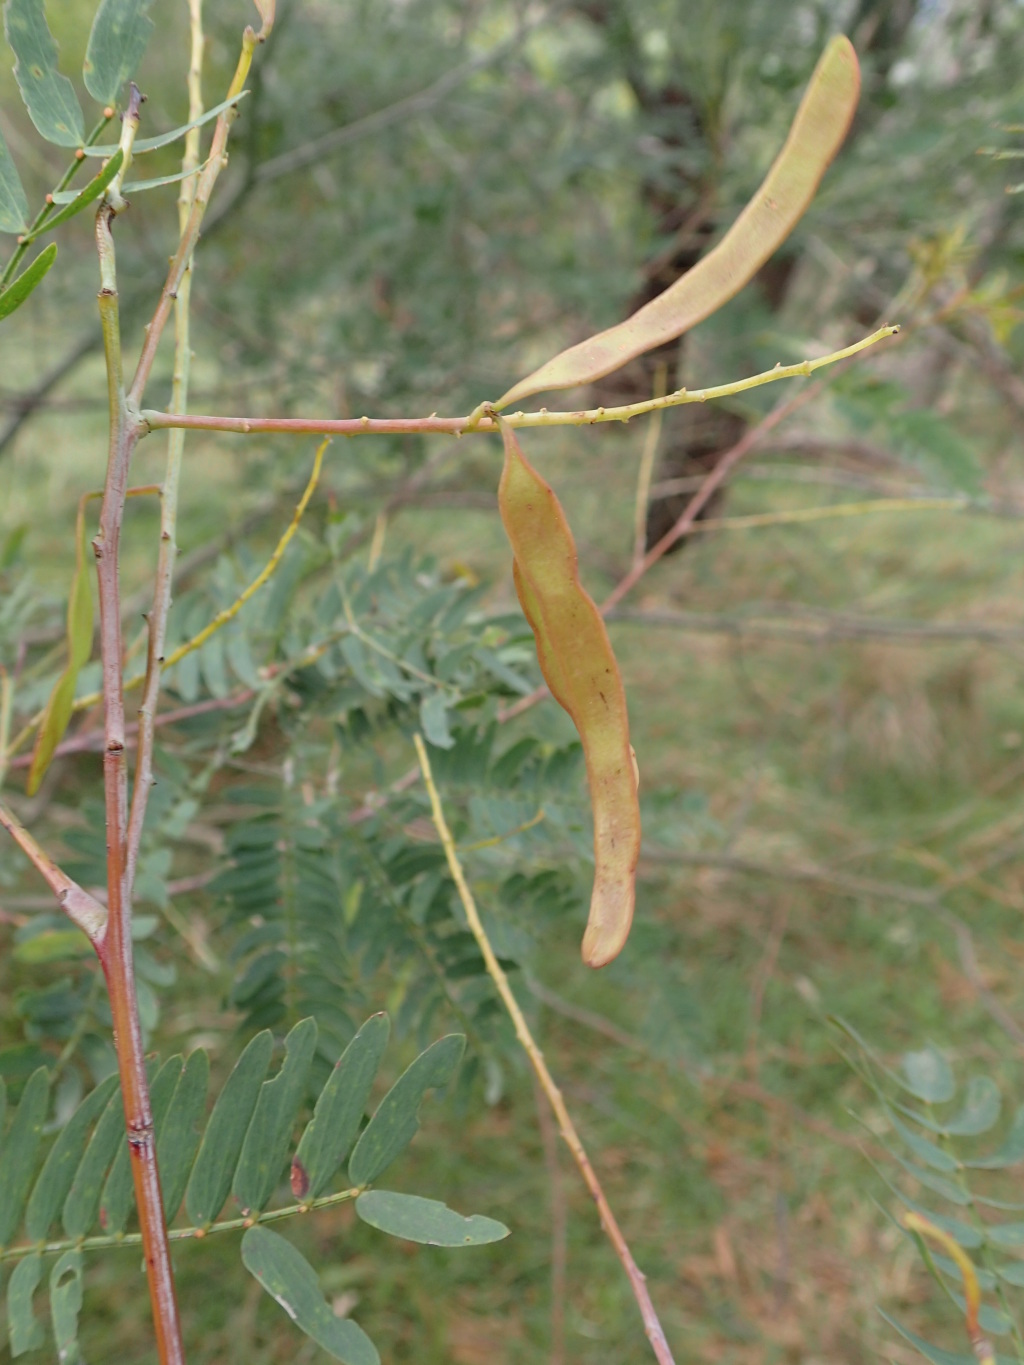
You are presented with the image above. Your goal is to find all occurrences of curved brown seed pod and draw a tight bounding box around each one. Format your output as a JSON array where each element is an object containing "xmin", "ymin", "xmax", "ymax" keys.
[
  {"xmin": 495, "ymin": 35, "xmax": 860, "ymax": 409},
  {"xmin": 497, "ymin": 418, "xmax": 640, "ymax": 967}
]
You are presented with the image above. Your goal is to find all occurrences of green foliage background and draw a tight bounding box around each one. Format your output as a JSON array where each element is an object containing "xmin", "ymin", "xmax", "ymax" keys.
[{"xmin": 2, "ymin": 0, "xmax": 1024, "ymax": 1361}]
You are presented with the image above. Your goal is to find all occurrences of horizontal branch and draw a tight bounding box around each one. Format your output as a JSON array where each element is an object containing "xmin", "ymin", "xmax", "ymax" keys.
[
  {"xmin": 139, "ymin": 326, "xmax": 897, "ymax": 441},
  {"xmin": 0, "ymin": 1186, "xmax": 360, "ymax": 1265}
]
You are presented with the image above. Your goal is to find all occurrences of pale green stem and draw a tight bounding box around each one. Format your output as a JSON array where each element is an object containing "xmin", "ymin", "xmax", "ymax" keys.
[
  {"xmin": 139, "ymin": 326, "xmax": 899, "ymax": 439},
  {"xmin": 0, "ymin": 1187, "xmax": 360, "ymax": 1265},
  {"xmin": 126, "ymin": 0, "xmax": 206, "ymax": 893}
]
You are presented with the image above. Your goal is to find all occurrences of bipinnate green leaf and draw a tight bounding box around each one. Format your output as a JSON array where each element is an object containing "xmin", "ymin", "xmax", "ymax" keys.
[
  {"xmin": 185, "ymin": 1029, "xmax": 273, "ymax": 1227},
  {"xmin": 355, "ymin": 1191, "xmax": 509, "ymax": 1247},
  {"xmin": 83, "ymin": 0, "xmax": 154, "ymax": 106},
  {"xmin": 965, "ymin": 1105, "xmax": 1024, "ymax": 1169},
  {"xmin": 495, "ymin": 36, "xmax": 860, "ymax": 409},
  {"xmin": 995, "ymin": 1261, "xmax": 1024, "ymax": 1287},
  {"xmin": 234, "ymin": 1018, "xmax": 317, "ymax": 1215},
  {"xmin": 27, "ymin": 496, "xmax": 94, "ymax": 794},
  {"xmin": 25, "ymin": 148, "xmax": 123, "ymax": 240},
  {"xmin": 157, "ymin": 1048, "xmax": 209, "ymax": 1221},
  {"xmin": 7, "ymin": 1253, "xmax": 45, "ymax": 1356},
  {"xmin": 0, "ymin": 242, "xmax": 57, "ymax": 323},
  {"xmin": 293, "ymin": 1014, "xmax": 390, "ymax": 1201},
  {"xmin": 348, "ymin": 1034, "xmax": 465, "ymax": 1186},
  {"xmin": 100, "ymin": 1056, "xmax": 180, "ymax": 1235},
  {"xmin": 902, "ymin": 1046, "xmax": 956, "ymax": 1104},
  {"xmin": 83, "ymin": 92, "xmax": 249, "ymax": 156},
  {"xmin": 49, "ymin": 1250, "xmax": 83, "ymax": 1365},
  {"xmin": 241, "ymin": 1226, "xmax": 379, "ymax": 1365},
  {"xmin": 63, "ymin": 1083, "xmax": 125, "ymax": 1239},
  {"xmin": 4, "ymin": 0, "xmax": 85, "ymax": 147},
  {"xmin": 0, "ymin": 1067, "xmax": 49, "ymax": 1247},
  {"xmin": 0, "ymin": 130, "xmax": 28, "ymax": 234},
  {"xmin": 25, "ymin": 1073, "xmax": 118, "ymax": 1241}
]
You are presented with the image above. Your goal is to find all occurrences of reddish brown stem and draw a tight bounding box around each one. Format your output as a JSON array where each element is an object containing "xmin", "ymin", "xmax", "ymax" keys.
[{"xmin": 94, "ymin": 204, "xmax": 185, "ymax": 1365}]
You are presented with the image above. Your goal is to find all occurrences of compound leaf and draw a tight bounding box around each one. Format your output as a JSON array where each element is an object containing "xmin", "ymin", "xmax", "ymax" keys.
[
  {"xmin": 7, "ymin": 1252, "xmax": 44, "ymax": 1356},
  {"xmin": 4, "ymin": 0, "xmax": 85, "ymax": 146},
  {"xmin": 157, "ymin": 1049, "xmax": 209, "ymax": 1222},
  {"xmin": 241, "ymin": 1226, "xmax": 379, "ymax": 1365},
  {"xmin": 348, "ymin": 1034, "xmax": 464, "ymax": 1186},
  {"xmin": 49, "ymin": 1250, "xmax": 83, "ymax": 1365},
  {"xmin": 234, "ymin": 1018, "xmax": 317, "ymax": 1215},
  {"xmin": 0, "ymin": 1067, "xmax": 49, "ymax": 1247},
  {"xmin": 0, "ymin": 130, "xmax": 28, "ymax": 233},
  {"xmin": 185, "ymin": 1029, "xmax": 273, "ymax": 1227},
  {"xmin": 63, "ymin": 1083, "xmax": 124, "ymax": 1239},
  {"xmin": 25, "ymin": 1073, "xmax": 118, "ymax": 1241},
  {"xmin": 0, "ymin": 242, "xmax": 57, "ymax": 323},
  {"xmin": 293, "ymin": 1013, "xmax": 389, "ymax": 1201},
  {"xmin": 902, "ymin": 1046, "xmax": 956, "ymax": 1104},
  {"xmin": 25, "ymin": 148, "xmax": 123, "ymax": 239},
  {"xmin": 964, "ymin": 1105, "xmax": 1024, "ymax": 1170},
  {"xmin": 83, "ymin": 0, "xmax": 154, "ymax": 106},
  {"xmin": 355, "ymin": 1191, "xmax": 509, "ymax": 1247}
]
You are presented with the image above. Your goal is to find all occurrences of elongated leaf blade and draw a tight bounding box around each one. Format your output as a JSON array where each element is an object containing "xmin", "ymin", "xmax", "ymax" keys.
[
  {"xmin": 83, "ymin": 0, "xmax": 154, "ymax": 106},
  {"xmin": 0, "ymin": 130, "xmax": 28, "ymax": 233},
  {"xmin": 26, "ymin": 148, "xmax": 123, "ymax": 238},
  {"xmin": 0, "ymin": 1067, "xmax": 49, "ymax": 1246},
  {"xmin": 355, "ymin": 1191, "xmax": 509, "ymax": 1247},
  {"xmin": 495, "ymin": 36, "xmax": 860, "ymax": 408},
  {"xmin": 7, "ymin": 1252, "xmax": 45, "ymax": 1355},
  {"xmin": 157, "ymin": 1049, "xmax": 209, "ymax": 1222},
  {"xmin": 0, "ymin": 241, "xmax": 58, "ymax": 323},
  {"xmin": 49, "ymin": 1250, "xmax": 83, "ymax": 1364},
  {"xmin": 185, "ymin": 1029, "xmax": 273, "ymax": 1227},
  {"xmin": 25, "ymin": 667, "xmax": 74, "ymax": 795},
  {"xmin": 100, "ymin": 1056, "xmax": 180, "ymax": 1235},
  {"xmin": 234, "ymin": 1017, "xmax": 317, "ymax": 1215},
  {"xmin": 348, "ymin": 1034, "xmax": 465, "ymax": 1186},
  {"xmin": 25, "ymin": 1073, "xmax": 118, "ymax": 1241},
  {"xmin": 63, "ymin": 1083, "xmax": 125, "ymax": 1238},
  {"xmin": 83, "ymin": 91, "xmax": 249, "ymax": 156},
  {"xmin": 27, "ymin": 496, "xmax": 95, "ymax": 794},
  {"xmin": 293, "ymin": 1014, "xmax": 389, "ymax": 1201},
  {"xmin": 4, "ymin": 0, "xmax": 85, "ymax": 147},
  {"xmin": 241, "ymin": 1226, "xmax": 379, "ymax": 1365}
]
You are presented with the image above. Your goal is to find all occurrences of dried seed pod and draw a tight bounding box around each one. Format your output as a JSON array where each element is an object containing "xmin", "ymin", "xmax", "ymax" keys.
[
  {"xmin": 495, "ymin": 35, "xmax": 860, "ymax": 409},
  {"xmin": 497, "ymin": 418, "xmax": 640, "ymax": 967}
]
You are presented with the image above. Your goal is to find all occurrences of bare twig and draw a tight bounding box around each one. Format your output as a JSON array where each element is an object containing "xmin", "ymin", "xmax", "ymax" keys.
[
  {"xmin": 139, "ymin": 327, "xmax": 897, "ymax": 440},
  {"xmin": 126, "ymin": 0, "xmax": 207, "ymax": 894},
  {"xmin": 414, "ymin": 734, "xmax": 677, "ymax": 1365},
  {"xmin": 532, "ymin": 1074, "xmax": 568, "ymax": 1365},
  {"xmin": 0, "ymin": 799, "xmax": 105, "ymax": 940}
]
